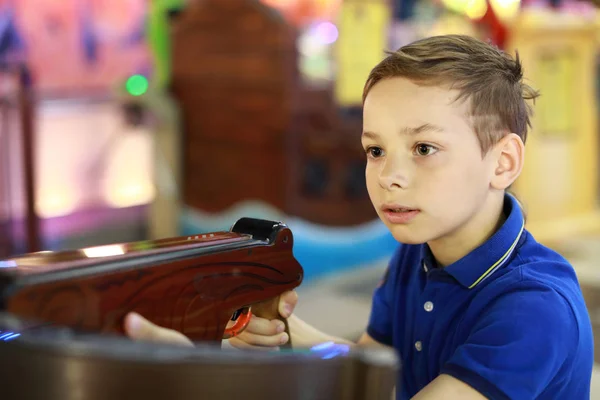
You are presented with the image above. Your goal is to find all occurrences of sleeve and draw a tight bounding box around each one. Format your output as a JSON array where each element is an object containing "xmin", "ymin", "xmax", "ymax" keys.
[
  {"xmin": 440, "ymin": 282, "xmax": 579, "ymax": 400},
  {"xmin": 366, "ymin": 246, "xmax": 402, "ymax": 346}
]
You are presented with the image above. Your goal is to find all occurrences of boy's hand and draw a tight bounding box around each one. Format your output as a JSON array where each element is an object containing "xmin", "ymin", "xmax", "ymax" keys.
[
  {"xmin": 124, "ymin": 312, "xmax": 194, "ymax": 347},
  {"xmin": 123, "ymin": 290, "xmax": 298, "ymax": 349},
  {"xmin": 228, "ymin": 290, "xmax": 298, "ymax": 351}
]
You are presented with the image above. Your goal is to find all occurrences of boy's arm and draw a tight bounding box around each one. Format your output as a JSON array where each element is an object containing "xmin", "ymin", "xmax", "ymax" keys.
[
  {"xmin": 411, "ymin": 375, "xmax": 487, "ymax": 400},
  {"xmin": 287, "ymin": 314, "xmax": 354, "ymax": 347},
  {"xmin": 287, "ymin": 315, "xmax": 391, "ymax": 348}
]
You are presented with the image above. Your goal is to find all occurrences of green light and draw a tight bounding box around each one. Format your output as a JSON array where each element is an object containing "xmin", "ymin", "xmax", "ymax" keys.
[
  {"xmin": 130, "ymin": 241, "xmax": 154, "ymax": 251},
  {"xmin": 126, "ymin": 75, "xmax": 149, "ymax": 96}
]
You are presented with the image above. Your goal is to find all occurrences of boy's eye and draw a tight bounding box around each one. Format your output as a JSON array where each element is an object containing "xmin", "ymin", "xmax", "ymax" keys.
[
  {"xmin": 415, "ymin": 144, "xmax": 438, "ymax": 156},
  {"xmin": 367, "ymin": 147, "xmax": 384, "ymax": 158}
]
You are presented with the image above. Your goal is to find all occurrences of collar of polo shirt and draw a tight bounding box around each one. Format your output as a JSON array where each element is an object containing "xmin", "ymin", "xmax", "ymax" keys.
[{"xmin": 421, "ymin": 193, "xmax": 526, "ymax": 289}]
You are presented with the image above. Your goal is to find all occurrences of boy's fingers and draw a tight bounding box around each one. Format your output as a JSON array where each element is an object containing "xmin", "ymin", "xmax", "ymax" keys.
[
  {"xmin": 124, "ymin": 312, "xmax": 193, "ymax": 347},
  {"xmin": 228, "ymin": 336, "xmax": 282, "ymax": 352},
  {"xmin": 245, "ymin": 315, "xmax": 285, "ymax": 335},
  {"xmin": 234, "ymin": 331, "xmax": 289, "ymax": 348},
  {"xmin": 278, "ymin": 290, "xmax": 298, "ymax": 318}
]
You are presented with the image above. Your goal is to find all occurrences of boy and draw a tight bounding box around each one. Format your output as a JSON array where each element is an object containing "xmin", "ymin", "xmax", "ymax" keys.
[{"xmin": 125, "ymin": 35, "xmax": 594, "ymax": 399}]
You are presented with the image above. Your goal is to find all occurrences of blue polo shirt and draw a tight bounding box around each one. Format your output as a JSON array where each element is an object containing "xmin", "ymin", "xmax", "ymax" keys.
[{"xmin": 367, "ymin": 193, "xmax": 594, "ymax": 399}]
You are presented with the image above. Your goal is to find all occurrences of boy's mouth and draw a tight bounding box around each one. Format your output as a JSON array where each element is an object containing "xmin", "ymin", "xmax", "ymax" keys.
[
  {"xmin": 381, "ymin": 204, "xmax": 419, "ymax": 213},
  {"xmin": 381, "ymin": 205, "xmax": 421, "ymax": 224}
]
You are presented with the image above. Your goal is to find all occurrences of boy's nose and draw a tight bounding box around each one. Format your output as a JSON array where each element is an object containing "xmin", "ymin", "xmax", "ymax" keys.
[
  {"xmin": 378, "ymin": 159, "xmax": 410, "ymax": 190},
  {"xmin": 379, "ymin": 175, "xmax": 406, "ymax": 190}
]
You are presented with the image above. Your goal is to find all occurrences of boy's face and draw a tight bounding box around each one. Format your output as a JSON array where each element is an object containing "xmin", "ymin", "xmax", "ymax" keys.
[{"xmin": 362, "ymin": 77, "xmax": 497, "ymax": 245}]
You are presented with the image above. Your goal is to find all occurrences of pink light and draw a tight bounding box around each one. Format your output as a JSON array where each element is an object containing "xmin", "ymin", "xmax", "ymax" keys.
[{"xmin": 314, "ymin": 22, "xmax": 338, "ymax": 44}]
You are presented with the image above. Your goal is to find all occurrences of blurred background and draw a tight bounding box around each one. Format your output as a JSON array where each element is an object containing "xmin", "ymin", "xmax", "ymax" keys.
[{"xmin": 0, "ymin": 0, "xmax": 599, "ymax": 394}]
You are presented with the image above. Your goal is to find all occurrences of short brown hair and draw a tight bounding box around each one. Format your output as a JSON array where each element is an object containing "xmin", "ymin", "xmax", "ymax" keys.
[{"xmin": 363, "ymin": 34, "xmax": 540, "ymax": 153}]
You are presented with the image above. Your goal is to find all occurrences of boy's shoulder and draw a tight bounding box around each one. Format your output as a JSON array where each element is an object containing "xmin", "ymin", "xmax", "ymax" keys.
[
  {"xmin": 472, "ymin": 231, "xmax": 592, "ymax": 344},
  {"xmin": 504, "ymin": 230, "xmax": 581, "ymax": 294}
]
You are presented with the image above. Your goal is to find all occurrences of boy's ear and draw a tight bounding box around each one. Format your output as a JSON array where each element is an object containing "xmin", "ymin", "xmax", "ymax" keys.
[{"xmin": 490, "ymin": 133, "xmax": 525, "ymax": 190}]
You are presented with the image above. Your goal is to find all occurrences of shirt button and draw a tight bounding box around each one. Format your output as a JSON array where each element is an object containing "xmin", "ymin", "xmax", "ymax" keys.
[
  {"xmin": 424, "ymin": 301, "xmax": 434, "ymax": 312},
  {"xmin": 415, "ymin": 341, "xmax": 423, "ymax": 351}
]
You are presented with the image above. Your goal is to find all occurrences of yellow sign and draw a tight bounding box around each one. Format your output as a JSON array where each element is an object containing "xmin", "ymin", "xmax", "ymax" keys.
[
  {"xmin": 536, "ymin": 50, "xmax": 576, "ymax": 138},
  {"xmin": 334, "ymin": 1, "xmax": 390, "ymax": 106}
]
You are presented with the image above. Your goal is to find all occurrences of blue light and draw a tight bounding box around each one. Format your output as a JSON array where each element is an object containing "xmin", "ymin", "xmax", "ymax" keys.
[
  {"xmin": 310, "ymin": 341, "xmax": 335, "ymax": 352},
  {"xmin": 3, "ymin": 333, "xmax": 20, "ymax": 341},
  {"xmin": 0, "ymin": 332, "xmax": 14, "ymax": 340},
  {"xmin": 310, "ymin": 341, "xmax": 351, "ymax": 359},
  {"xmin": 321, "ymin": 351, "xmax": 339, "ymax": 360},
  {"xmin": 0, "ymin": 260, "xmax": 17, "ymax": 268}
]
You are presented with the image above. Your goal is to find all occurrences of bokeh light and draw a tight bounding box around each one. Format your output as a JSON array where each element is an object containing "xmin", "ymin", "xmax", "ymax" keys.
[{"xmin": 125, "ymin": 74, "xmax": 149, "ymax": 96}]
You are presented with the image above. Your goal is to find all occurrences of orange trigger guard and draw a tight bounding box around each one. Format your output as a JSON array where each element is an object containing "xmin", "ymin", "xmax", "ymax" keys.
[{"xmin": 223, "ymin": 308, "xmax": 252, "ymax": 339}]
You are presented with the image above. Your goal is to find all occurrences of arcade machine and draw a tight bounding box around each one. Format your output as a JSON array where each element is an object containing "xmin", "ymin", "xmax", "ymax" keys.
[
  {"xmin": 0, "ymin": 217, "xmax": 399, "ymax": 399},
  {"xmin": 1, "ymin": 0, "xmax": 160, "ymax": 252}
]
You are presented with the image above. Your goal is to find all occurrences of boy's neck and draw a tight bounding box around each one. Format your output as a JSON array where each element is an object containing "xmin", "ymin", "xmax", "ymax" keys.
[{"xmin": 427, "ymin": 193, "xmax": 506, "ymax": 268}]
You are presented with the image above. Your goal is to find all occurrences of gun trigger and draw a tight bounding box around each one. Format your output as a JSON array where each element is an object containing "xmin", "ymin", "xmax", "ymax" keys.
[
  {"xmin": 231, "ymin": 307, "xmax": 250, "ymax": 322},
  {"xmin": 231, "ymin": 309, "xmax": 242, "ymax": 321}
]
